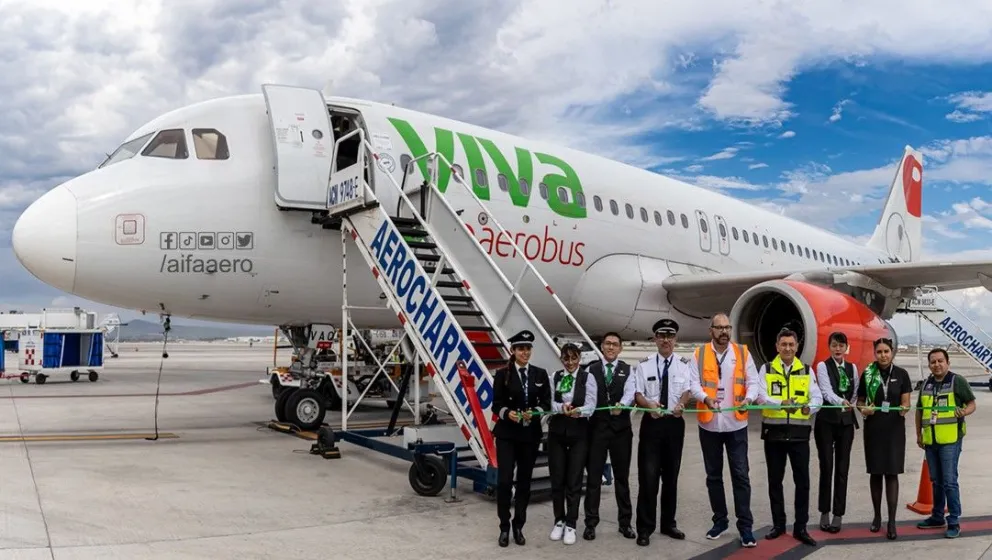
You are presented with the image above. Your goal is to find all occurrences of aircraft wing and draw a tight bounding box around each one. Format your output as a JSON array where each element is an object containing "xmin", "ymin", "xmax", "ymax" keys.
[{"xmin": 662, "ymin": 259, "xmax": 992, "ymax": 316}]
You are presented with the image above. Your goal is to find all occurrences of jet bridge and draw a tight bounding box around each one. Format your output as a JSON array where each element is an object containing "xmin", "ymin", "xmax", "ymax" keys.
[{"xmin": 260, "ymin": 83, "xmax": 607, "ymax": 498}]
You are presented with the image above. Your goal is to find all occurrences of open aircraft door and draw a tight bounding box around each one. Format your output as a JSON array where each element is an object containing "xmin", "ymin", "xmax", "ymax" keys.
[{"xmin": 262, "ymin": 84, "xmax": 335, "ymax": 211}]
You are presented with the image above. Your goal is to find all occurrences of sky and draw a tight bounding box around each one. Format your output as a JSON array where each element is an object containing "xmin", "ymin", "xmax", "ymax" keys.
[{"xmin": 3, "ymin": 0, "xmax": 992, "ymax": 343}]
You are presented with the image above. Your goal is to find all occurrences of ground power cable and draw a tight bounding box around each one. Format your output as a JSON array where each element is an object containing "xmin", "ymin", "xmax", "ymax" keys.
[{"xmin": 146, "ymin": 315, "xmax": 171, "ymax": 441}]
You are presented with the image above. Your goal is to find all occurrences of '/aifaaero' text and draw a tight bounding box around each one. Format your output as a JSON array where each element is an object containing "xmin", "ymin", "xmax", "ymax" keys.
[{"xmin": 159, "ymin": 254, "xmax": 254, "ymax": 274}]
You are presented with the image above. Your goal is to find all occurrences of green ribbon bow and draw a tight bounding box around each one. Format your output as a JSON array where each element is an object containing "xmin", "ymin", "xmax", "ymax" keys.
[{"xmin": 557, "ymin": 372, "xmax": 575, "ymax": 394}]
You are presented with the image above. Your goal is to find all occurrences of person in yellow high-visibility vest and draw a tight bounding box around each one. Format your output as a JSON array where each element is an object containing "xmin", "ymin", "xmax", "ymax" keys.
[
  {"xmin": 914, "ymin": 348, "xmax": 976, "ymax": 539},
  {"xmin": 754, "ymin": 328, "xmax": 821, "ymax": 547}
]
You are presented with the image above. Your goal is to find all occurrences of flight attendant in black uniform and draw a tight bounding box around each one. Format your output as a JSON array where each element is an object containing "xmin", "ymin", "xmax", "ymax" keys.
[
  {"xmin": 856, "ymin": 337, "xmax": 913, "ymax": 540},
  {"xmin": 492, "ymin": 329, "xmax": 552, "ymax": 547},
  {"xmin": 547, "ymin": 343, "xmax": 597, "ymax": 546}
]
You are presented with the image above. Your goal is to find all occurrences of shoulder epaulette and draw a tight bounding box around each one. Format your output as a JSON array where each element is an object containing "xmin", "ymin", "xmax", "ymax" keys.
[{"xmin": 680, "ymin": 356, "xmax": 690, "ymax": 364}]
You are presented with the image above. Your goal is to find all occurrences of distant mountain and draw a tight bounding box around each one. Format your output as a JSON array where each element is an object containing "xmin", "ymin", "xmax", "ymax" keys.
[{"xmin": 115, "ymin": 319, "xmax": 275, "ymax": 341}]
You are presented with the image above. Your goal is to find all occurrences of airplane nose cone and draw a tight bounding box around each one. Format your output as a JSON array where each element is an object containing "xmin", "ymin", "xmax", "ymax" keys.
[{"xmin": 12, "ymin": 186, "xmax": 78, "ymax": 293}]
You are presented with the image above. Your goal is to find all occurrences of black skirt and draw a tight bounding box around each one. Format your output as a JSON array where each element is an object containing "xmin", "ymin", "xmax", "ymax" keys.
[{"xmin": 863, "ymin": 411, "xmax": 906, "ymax": 475}]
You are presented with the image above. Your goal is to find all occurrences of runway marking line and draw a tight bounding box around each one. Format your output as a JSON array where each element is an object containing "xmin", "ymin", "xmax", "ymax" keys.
[
  {"xmin": 0, "ymin": 381, "xmax": 258, "ymax": 399},
  {"xmin": 690, "ymin": 515, "xmax": 992, "ymax": 559},
  {"xmin": 0, "ymin": 433, "xmax": 179, "ymax": 443}
]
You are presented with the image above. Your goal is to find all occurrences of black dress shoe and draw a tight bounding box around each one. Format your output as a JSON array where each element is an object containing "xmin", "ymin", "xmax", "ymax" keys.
[
  {"xmin": 583, "ymin": 526, "xmax": 595, "ymax": 540},
  {"xmin": 637, "ymin": 535, "xmax": 650, "ymax": 546},
  {"xmin": 619, "ymin": 526, "xmax": 637, "ymax": 539},
  {"xmin": 661, "ymin": 526, "xmax": 686, "ymax": 540},
  {"xmin": 512, "ymin": 528, "xmax": 526, "ymax": 545},
  {"xmin": 765, "ymin": 527, "xmax": 786, "ymax": 540},
  {"xmin": 870, "ymin": 516, "xmax": 881, "ymax": 533},
  {"xmin": 793, "ymin": 529, "xmax": 817, "ymax": 546},
  {"xmin": 886, "ymin": 521, "xmax": 897, "ymax": 540},
  {"xmin": 498, "ymin": 531, "xmax": 509, "ymax": 547}
]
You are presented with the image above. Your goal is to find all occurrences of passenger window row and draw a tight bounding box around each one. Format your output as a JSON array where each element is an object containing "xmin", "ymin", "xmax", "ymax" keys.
[{"xmin": 415, "ymin": 160, "xmax": 874, "ymax": 269}]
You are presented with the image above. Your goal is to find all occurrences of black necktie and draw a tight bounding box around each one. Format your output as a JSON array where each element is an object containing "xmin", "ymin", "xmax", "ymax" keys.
[
  {"xmin": 661, "ymin": 357, "xmax": 670, "ymax": 408},
  {"xmin": 520, "ymin": 367, "xmax": 528, "ymax": 403}
]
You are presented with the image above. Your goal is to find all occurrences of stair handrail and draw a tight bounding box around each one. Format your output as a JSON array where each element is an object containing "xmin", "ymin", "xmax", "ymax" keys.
[{"xmin": 368, "ymin": 143, "xmax": 604, "ymax": 365}]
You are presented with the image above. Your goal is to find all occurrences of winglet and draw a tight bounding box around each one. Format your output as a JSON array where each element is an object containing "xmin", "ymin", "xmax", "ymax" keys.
[{"xmin": 866, "ymin": 145, "xmax": 923, "ymax": 262}]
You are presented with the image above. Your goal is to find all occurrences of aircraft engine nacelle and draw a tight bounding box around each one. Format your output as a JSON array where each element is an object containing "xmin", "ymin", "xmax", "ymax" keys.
[{"xmin": 729, "ymin": 279, "xmax": 896, "ymax": 371}]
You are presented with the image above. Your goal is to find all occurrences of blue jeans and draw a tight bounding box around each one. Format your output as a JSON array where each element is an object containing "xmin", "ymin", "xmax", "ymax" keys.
[{"xmin": 924, "ymin": 439, "xmax": 963, "ymax": 526}]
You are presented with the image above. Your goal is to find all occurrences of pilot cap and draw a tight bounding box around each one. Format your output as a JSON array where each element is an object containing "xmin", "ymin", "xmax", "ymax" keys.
[
  {"xmin": 508, "ymin": 330, "xmax": 535, "ymax": 348},
  {"xmin": 653, "ymin": 318, "xmax": 679, "ymax": 335}
]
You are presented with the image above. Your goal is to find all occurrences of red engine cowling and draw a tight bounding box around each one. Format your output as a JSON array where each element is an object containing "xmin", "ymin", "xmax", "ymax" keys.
[{"xmin": 729, "ymin": 279, "xmax": 896, "ymax": 374}]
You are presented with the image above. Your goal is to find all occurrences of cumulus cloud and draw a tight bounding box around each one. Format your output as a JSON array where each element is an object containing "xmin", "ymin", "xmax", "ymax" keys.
[{"xmin": 5, "ymin": 0, "xmax": 992, "ymax": 327}]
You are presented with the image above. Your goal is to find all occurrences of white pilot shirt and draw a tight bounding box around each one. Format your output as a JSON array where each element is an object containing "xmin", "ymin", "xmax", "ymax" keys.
[
  {"xmin": 549, "ymin": 366, "xmax": 598, "ymax": 417},
  {"xmin": 634, "ymin": 352, "xmax": 693, "ymax": 410}
]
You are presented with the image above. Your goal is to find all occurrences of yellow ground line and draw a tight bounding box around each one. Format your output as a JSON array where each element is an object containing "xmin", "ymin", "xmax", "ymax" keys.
[{"xmin": 0, "ymin": 433, "xmax": 179, "ymax": 442}]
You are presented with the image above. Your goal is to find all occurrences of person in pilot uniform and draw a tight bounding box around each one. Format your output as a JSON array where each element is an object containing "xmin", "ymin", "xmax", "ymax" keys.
[
  {"xmin": 491, "ymin": 329, "xmax": 552, "ymax": 548},
  {"xmin": 547, "ymin": 342, "xmax": 598, "ymax": 546},
  {"xmin": 633, "ymin": 318, "xmax": 693, "ymax": 545}
]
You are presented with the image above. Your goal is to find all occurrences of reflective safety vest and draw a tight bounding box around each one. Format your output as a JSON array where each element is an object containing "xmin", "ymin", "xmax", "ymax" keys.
[
  {"xmin": 694, "ymin": 343, "xmax": 749, "ymax": 423},
  {"xmin": 920, "ymin": 372, "xmax": 965, "ymax": 445},
  {"xmin": 761, "ymin": 355, "xmax": 812, "ymax": 426}
]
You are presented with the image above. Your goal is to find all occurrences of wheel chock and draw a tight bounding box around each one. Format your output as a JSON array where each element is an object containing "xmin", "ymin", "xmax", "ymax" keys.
[{"xmin": 309, "ymin": 426, "xmax": 341, "ymax": 459}]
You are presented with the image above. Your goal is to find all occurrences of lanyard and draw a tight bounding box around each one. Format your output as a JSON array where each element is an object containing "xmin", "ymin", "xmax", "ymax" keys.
[{"xmin": 716, "ymin": 349, "xmax": 728, "ymax": 379}]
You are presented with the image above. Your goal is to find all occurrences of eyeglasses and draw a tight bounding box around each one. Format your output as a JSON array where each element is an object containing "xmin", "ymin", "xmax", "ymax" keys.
[{"xmin": 710, "ymin": 325, "xmax": 731, "ymax": 331}]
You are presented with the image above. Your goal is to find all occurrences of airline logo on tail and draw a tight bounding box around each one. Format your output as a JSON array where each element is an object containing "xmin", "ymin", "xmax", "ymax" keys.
[
  {"xmin": 869, "ymin": 146, "xmax": 923, "ymax": 262},
  {"xmin": 903, "ymin": 153, "xmax": 922, "ymax": 218}
]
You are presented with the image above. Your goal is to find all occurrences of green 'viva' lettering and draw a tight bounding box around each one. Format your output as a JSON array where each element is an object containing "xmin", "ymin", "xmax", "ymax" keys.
[{"xmin": 387, "ymin": 118, "xmax": 586, "ymax": 219}]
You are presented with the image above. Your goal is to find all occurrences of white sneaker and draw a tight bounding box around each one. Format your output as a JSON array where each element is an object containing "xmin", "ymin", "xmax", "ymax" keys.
[
  {"xmin": 550, "ymin": 521, "xmax": 564, "ymax": 541},
  {"xmin": 563, "ymin": 527, "xmax": 576, "ymax": 545}
]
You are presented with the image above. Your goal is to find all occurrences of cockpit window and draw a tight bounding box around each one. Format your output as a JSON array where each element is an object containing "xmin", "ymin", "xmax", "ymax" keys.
[
  {"xmin": 98, "ymin": 132, "xmax": 154, "ymax": 169},
  {"xmin": 141, "ymin": 129, "xmax": 188, "ymax": 159},
  {"xmin": 192, "ymin": 129, "xmax": 229, "ymax": 160}
]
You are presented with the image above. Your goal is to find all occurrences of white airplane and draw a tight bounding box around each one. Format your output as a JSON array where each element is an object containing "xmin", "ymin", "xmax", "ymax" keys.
[{"xmin": 10, "ymin": 85, "xmax": 992, "ymax": 377}]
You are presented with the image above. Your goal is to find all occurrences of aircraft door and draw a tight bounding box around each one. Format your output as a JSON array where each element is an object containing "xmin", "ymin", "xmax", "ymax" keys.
[
  {"xmin": 261, "ymin": 84, "xmax": 335, "ymax": 211},
  {"xmin": 714, "ymin": 214, "xmax": 730, "ymax": 255},
  {"xmin": 695, "ymin": 210, "xmax": 712, "ymax": 252}
]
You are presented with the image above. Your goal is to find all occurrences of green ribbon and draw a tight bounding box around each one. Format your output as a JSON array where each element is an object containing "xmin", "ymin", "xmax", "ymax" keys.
[{"xmin": 518, "ymin": 403, "xmax": 960, "ymax": 417}]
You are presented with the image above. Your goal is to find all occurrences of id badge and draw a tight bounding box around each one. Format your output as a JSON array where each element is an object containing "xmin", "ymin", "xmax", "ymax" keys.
[
  {"xmin": 930, "ymin": 409, "xmax": 938, "ymax": 425},
  {"xmin": 716, "ymin": 387, "xmax": 726, "ymax": 402},
  {"xmin": 880, "ymin": 401, "xmax": 890, "ymax": 413}
]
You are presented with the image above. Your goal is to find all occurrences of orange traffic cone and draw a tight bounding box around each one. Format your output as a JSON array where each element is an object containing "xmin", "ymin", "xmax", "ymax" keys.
[
  {"xmin": 906, "ymin": 457, "xmax": 947, "ymax": 515},
  {"xmin": 906, "ymin": 459, "xmax": 934, "ymax": 514}
]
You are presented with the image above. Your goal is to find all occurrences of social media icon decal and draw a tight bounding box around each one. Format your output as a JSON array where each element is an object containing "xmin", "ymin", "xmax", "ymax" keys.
[
  {"xmin": 180, "ymin": 232, "xmax": 197, "ymax": 249},
  {"xmin": 160, "ymin": 232, "xmax": 178, "ymax": 250},
  {"xmin": 217, "ymin": 232, "xmax": 234, "ymax": 249},
  {"xmin": 235, "ymin": 232, "xmax": 254, "ymax": 250},
  {"xmin": 198, "ymin": 233, "xmax": 216, "ymax": 249}
]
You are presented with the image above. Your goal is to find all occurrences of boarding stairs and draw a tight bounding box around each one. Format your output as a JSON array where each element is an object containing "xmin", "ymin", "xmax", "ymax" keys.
[
  {"xmin": 259, "ymin": 84, "xmax": 604, "ymax": 496},
  {"xmin": 900, "ymin": 286, "xmax": 992, "ymax": 390}
]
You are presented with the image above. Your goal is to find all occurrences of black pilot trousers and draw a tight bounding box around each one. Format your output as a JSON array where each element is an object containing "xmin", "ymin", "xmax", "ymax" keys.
[
  {"xmin": 636, "ymin": 414, "xmax": 686, "ymax": 536},
  {"xmin": 496, "ymin": 436, "xmax": 540, "ymax": 533}
]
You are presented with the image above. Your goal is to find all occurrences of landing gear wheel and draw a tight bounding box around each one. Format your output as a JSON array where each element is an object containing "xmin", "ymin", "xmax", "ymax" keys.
[
  {"xmin": 19, "ymin": 374, "xmax": 29, "ymax": 384},
  {"xmin": 35, "ymin": 374, "xmax": 47, "ymax": 385},
  {"xmin": 275, "ymin": 388, "xmax": 296, "ymax": 423},
  {"xmin": 88, "ymin": 371, "xmax": 98, "ymax": 382},
  {"xmin": 408, "ymin": 455, "xmax": 447, "ymax": 497},
  {"xmin": 285, "ymin": 389, "xmax": 326, "ymax": 431},
  {"xmin": 70, "ymin": 371, "xmax": 79, "ymax": 382}
]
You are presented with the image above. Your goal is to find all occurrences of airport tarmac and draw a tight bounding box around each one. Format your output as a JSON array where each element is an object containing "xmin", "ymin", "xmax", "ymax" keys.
[{"xmin": 0, "ymin": 341, "xmax": 990, "ymax": 559}]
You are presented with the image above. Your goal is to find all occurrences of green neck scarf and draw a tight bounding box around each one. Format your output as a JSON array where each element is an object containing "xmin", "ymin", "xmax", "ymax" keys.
[
  {"xmin": 864, "ymin": 362, "xmax": 883, "ymax": 401},
  {"xmin": 557, "ymin": 369, "xmax": 577, "ymax": 393}
]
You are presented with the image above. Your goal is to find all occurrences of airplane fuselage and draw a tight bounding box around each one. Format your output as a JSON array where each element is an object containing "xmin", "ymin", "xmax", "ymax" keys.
[{"xmin": 14, "ymin": 92, "xmax": 895, "ymax": 345}]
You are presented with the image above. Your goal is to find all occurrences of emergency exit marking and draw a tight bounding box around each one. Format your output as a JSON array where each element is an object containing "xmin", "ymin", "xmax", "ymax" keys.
[{"xmin": 115, "ymin": 214, "xmax": 145, "ymax": 245}]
